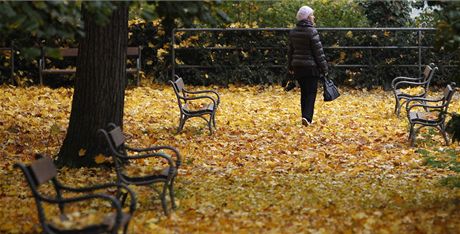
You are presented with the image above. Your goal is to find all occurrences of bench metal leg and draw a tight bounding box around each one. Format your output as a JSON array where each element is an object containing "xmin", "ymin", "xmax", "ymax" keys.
[
  {"xmin": 177, "ymin": 112, "xmax": 217, "ymax": 134},
  {"xmin": 169, "ymin": 176, "xmax": 176, "ymax": 209},
  {"xmin": 394, "ymin": 96, "xmax": 400, "ymax": 115},
  {"xmin": 409, "ymin": 123, "xmax": 416, "ymax": 146},
  {"xmin": 153, "ymin": 182, "xmax": 170, "ymax": 216},
  {"xmin": 177, "ymin": 114, "xmax": 186, "ymax": 133},
  {"xmin": 411, "ymin": 123, "xmax": 450, "ymax": 146},
  {"xmin": 437, "ymin": 124, "xmax": 450, "ymax": 146},
  {"xmin": 123, "ymin": 220, "xmax": 130, "ymax": 234},
  {"xmin": 211, "ymin": 112, "xmax": 217, "ymax": 128},
  {"xmin": 160, "ymin": 183, "xmax": 170, "ymax": 216},
  {"xmin": 208, "ymin": 116, "xmax": 213, "ymax": 135},
  {"xmin": 396, "ymin": 98, "xmax": 408, "ymax": 117},
  {"xmin": 116, "ymin": 191, "xmax": 128, "ymax": 207}
]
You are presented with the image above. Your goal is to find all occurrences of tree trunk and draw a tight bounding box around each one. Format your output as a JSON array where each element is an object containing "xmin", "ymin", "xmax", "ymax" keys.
[{"xmin": 56, "ymin": 2, "xmax": 128, "ymax": 167}]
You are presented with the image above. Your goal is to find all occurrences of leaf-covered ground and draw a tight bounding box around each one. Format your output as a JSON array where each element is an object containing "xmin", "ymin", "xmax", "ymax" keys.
[{"xmin": 0, "ymin": 84, "xmax": 459, "ymax": 233}]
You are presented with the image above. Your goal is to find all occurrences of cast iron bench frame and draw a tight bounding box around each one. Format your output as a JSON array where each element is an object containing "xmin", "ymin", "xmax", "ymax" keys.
[
  {"xmin": 15, "ymin": 154, "xmax": 136, "ymax": 234},
  {"xmin": 392, "ymin": 63, "xmax": 438, "ymax": 116},
  {"xmin": 97, "ymin": 123, "xmax": 182, "ymax": 216},
  {"xmin": 406, "ymin": 82, "xmax": 456, "ymax": 146},
  {"xmin": 170, "ymin": 75, "xmax": 220, "ymax": 135}
]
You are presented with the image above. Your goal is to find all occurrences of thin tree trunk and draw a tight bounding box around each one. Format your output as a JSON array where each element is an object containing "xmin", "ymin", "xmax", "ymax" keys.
[{"xmin": 57, "ymin": 2, "xmax": 128, "ymax": 167}]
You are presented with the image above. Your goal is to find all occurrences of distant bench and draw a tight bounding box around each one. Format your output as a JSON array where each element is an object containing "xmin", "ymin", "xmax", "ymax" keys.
[{"xmin": 39, "ymin": 46, "xmax": 142, "ymax": 86}]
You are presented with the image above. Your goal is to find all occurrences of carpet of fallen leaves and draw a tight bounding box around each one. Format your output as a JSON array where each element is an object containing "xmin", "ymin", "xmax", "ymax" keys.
[{"xmin": 1, "ymin": 83, "xmax": 460, "ymax": 233}]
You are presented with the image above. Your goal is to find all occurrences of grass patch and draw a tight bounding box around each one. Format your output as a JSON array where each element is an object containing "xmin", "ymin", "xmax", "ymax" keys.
[
  {"xmin": 417, "ymin": 148, "xmax": 460, "ymax": 188},
  {"xmin": 440, "ymin": 176, "xmax": 460, "ymax": 188}
]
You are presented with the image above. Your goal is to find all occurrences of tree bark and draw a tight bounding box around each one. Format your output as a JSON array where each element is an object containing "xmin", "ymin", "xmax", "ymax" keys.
[{"xmin": 56, "ymin": 2, "xmax": 128, "ymax": 167}]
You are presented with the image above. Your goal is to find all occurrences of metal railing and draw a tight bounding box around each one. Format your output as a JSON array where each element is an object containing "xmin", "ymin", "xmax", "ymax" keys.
[{"xmin": 172, "ymin": 27, "xmax": 451, "ymax": 81}]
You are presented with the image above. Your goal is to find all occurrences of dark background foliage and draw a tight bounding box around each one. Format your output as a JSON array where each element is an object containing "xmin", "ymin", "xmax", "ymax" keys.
[{"xmin": 0, "ymin": 0, "xmax": 458, "ymax": 89}]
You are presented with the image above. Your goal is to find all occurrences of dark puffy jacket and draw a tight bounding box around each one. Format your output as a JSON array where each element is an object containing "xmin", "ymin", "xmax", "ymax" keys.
[{"xmin": 288, "ymin": 20, "xmax": 328, "ymax": 74}]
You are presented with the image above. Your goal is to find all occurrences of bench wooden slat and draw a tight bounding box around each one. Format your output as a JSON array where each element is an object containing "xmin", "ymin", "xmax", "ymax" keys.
[
  {"xmin": 126, "ymin": 47, "xmax": 140, "ymax": 56},
  {"xmin": 29, "ymin": 156, "xmax": 57, "ymax": 186},
  {"xmin": 108, "ymin": 127, "xmax": 126, "ymax": 148},
  {"xmin": 175, "ymin": 78, "xmax": 185, "ymax": 92},
  {"xmin": 59, "ymin": 48, "xmax": 79, "ymax": 57},
  {"xmin": 42, "ymin": 69, "xmax": 77, "ymax": 74},
  {"xmin": 45, "ymin": 47, "xmax": 139, "ymax": 57},
  {"xmin": 126, "ymin": 68, "xmax": 138, "ymax": 73},
  {"xmin": 39, "ymin": 46, "xmax": 142, "ymax": 86},
  {"xmin": 43, "ymin": 68, "xmax": 139, "ymax": 74}
]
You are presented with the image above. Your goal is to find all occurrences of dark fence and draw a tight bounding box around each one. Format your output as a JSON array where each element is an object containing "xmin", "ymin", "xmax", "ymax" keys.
[{"xmin": 172, "ymin": 27, "xmax": 458, "ymax": 88}]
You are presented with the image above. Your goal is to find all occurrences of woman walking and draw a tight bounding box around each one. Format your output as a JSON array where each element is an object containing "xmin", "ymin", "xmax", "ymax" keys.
[{"xmin": 287, "ymin": 6, "xmax": 328, "ymax": 126}]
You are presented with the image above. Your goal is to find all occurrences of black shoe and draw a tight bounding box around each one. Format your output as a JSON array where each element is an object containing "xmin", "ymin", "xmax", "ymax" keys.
[{"xmin": 284, "ymin": 81, "xmax": 296, "ymax": 91}]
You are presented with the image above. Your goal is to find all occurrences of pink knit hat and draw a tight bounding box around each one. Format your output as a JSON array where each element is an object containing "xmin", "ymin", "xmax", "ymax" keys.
[{"xmin": 296, "ymin": 6, "xmax": 314, "ymax": 21}]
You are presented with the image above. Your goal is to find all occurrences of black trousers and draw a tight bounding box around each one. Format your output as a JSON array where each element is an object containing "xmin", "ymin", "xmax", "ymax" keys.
[{"xmin": 294, "ymin": 67, "xmax": 320, "ymax": 122}]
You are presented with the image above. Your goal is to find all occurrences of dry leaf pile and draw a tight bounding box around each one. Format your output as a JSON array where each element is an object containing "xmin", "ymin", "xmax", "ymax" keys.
[{"xmin": 0, "ymin": 84, "xmax": 459, "ymax": 233}]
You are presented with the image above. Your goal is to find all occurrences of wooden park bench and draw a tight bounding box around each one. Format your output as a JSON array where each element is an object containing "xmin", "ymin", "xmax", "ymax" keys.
[
  {"xmin": 39, "ymin": 46, "xmax": 142, "ymax": 86},
  {"xmin": 98, "ymin": 123, "xmax": 182, "ymax": 216},
  {"xmin": 392, "ymin": 63, "xmax": 438, "ymax": 116},
  {"xmin": 170, "ymin": 75, "xmax": 220, "ymax": 135},
  {"xmin": 406, "ymin": 82, "xmax": 456, "ymax": 146},
  {"xmin": 15, "ymin": 154, "xmax": 136, "ymax": 234}
]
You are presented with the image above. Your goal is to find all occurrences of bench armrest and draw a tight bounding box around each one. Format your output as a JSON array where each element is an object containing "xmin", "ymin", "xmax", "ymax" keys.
[
  {"xmin": 392, "ymin": 76, "xmax": 423, "ymax": 89},
  {"xmin": 406, "ymin": 97, "xmax": 445, "ymax": 113},
  {"xmin": 406, "ymin": 103, "xmax": 446, "ymax": 114},
  {"xmin": 57, "ymin": 183, "xmax": 136, "ymax": 213},
  {"xmin": 394, "ymin": 80, "xmax": 428, "ymax": 90},
  {"xmin": 183, "ymin": 88, "xmax": 220, "ymax": 105},
  {"xmin": 120, "ymin": 152, "xmax": 176, "ymax": 179},
  {"xmin": 181, "ymin": 95, "xmax": 217, "ymax": 107},
  {"xmin": 125, "ymin": 145, "xmax": 182, "ymax": 167},
  {"xmin": 406, "ymin": 96, "xmax": 443, "ymax": 104},
  {"xmin": 122, "ymin": 152, "xmax": 175, "ymax": 173},
  {"xmin": 41, "ymin": 193, "xmax": 127, "ymax": 231},
  {"xmin": 42, "ymin": 193, "xmax": 124, "ymax": 220},
  {"xmin": 407, "ymin": 103, "xmax": 444, "ymax": 109}
]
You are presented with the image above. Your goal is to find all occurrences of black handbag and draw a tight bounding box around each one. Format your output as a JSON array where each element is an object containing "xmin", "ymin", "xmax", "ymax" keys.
[
  {"xmin": 323, "ymin": 76, "xmax": 340, "ymax": 101},
  {"xmin": 283, "ymin": 72, "xmax": 296, "ymax": 91}
]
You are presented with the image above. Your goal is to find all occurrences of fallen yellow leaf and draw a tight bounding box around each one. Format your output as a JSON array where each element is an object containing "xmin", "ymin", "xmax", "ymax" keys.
[{"xmin": 78, "ymin": 149, "xmax": 86, "ymax": 157}]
